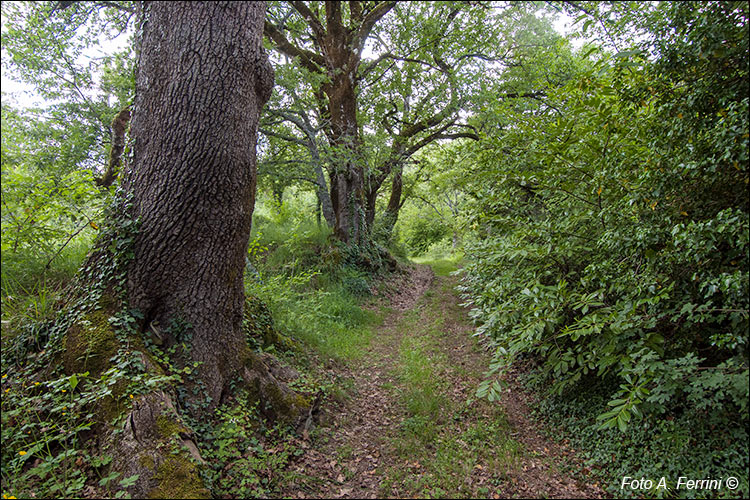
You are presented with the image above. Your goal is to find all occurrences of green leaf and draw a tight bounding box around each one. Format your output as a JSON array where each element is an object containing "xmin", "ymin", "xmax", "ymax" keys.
[
  {"xmin": 99, "ymin": 472, "xmax": 121, "ymax": 486},
  {"xmin": 614, "ymin": 50, "xmax": 642, "ymax": 58},
  {"xmin": 119, "ymin": 474, "xmax": 140, "ymax": 488},
  {"xmin": 617, "ymin": 413, "xmax": 628, "ymax": 432},
  {"xmin": 69, "ymin": 373, "xmax": 79, "ymax": 392}
]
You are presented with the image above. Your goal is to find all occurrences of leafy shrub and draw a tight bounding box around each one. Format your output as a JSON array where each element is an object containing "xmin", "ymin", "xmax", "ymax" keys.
[
  {"xmin": 527, "ymin": 371, "xmax": 749, "ymax": 498},
  {"xmin": 402, "ymin": 216, "xmax": 450, "ymax": 256},
  {"xmin": 461, "ymin": 3, "xmax": 748, "ymax": 496}
]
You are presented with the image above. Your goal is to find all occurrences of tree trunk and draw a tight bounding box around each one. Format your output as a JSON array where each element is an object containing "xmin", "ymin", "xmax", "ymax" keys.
[
  {"xmin": 310, "ymin": 138, "xmax": 336, "ymax": 227},
  {"xmin": 263, "ymin": 2, "xmax": 398, "ymax": 248},
  {"xmin": 77, "ymin": 3, "xmax": 310, "ymax": 496},
  {"xmin": 124, "ymin": 1, "xmax": 273, "ymax": 411},
  {"xmin": 324, "ymin": 54, "xmax": 366, "ymax": 245},
  {"xmin": 365, "ymin": 182, "xmax": 378, "ymax": 232},
  {"xmin": 271, "ymin": 182, "xmax": 284, "ymax": 208},
  {"xmin": 381, "ymin": 164, "xmax": 403, "ymax": 240}
]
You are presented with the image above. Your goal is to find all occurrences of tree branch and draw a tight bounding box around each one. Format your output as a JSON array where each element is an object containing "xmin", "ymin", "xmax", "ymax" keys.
[
  {"xmin": 291, "ymin": 1, "xmax": 325, "ymax": 41},
  {"xmin": 259, "ymin": 127, "xmax": 307, "ymax": 147},
  {"xmin": 354, "ymin": 1, "xmax": 397, "ymax": 55},
  {"xmin": 264, "ymin": 20, "xmax": 326, "ymax": 73},
  {"xmin": 349, "ymin": 1, "xmax": 362, "ymax": 23},
  {"xmin": 325, "ymin": 1, "xmax": 343, "ymax": 37}
]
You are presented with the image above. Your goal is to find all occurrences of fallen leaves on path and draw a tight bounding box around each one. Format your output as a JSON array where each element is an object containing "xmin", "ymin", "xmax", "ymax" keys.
[{"xmin": 277, "ymin": 265, "xmax": 604, "ymax": 499}]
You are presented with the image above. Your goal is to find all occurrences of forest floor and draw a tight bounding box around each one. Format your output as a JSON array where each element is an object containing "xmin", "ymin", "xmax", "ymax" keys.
[{"xmin": 277, "ymin": 264, "xmax": 605, "ymax": 499}]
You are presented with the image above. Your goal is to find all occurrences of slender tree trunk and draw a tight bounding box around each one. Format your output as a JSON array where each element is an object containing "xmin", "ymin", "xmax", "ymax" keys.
[
  {"xmin": 95, "ymin": 107, "xmax": 131, "ymax": 188},
  {"xmin": 310, "ymin": 140, "xmax": 336, "ymax": 227},
  {"xmin": 125, "ymin": 0, "xmax": 273, "ymax": 412},
  {"xmin": 365, "ymin": 185, "xmax": 378, "ymax": 231},
  {"xmin": 381, "ymin": 164, "xmax": 403, "ymax": 239},
  {"xmin": 271, "ymin": 182, "xmax": 284, "ymax": 208}
]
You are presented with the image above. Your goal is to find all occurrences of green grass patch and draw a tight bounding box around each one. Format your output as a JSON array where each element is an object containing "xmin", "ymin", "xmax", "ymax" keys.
[
  {"xmin": 411, "ymin": 255, "xmax": 462, "ymax": 277},
  {"xmin": 247, "ymin": 272, "xmax": 382, "ymax": 363},
  {"xmin": 382, "ymin": 284, "xmax": 520, "ymax": 498},
  {"xmin": 1, "ymin": 236, "xmax": 93, "ymax": 340},
  {"xmin": 245, "ymin": 195, "xmax": 388, "ymax": 363}
]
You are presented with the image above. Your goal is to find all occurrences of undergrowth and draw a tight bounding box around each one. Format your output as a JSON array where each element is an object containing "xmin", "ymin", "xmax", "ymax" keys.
[
  {"xmin": 1, "ymin": 192, "xmax": 394, "ymax": 499},
  {"xmin": 246, "ymin": 195, "xmax": 386, "ymax": 364},
  {"xmin": 524, "ymin": 369, "xmax": 749, "ymax": 498}
]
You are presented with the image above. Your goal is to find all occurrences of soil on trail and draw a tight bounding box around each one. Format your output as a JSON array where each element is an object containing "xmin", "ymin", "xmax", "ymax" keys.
[{"xmin": 278, "ymin": 264, "xmax": 603, "ymax": 499}]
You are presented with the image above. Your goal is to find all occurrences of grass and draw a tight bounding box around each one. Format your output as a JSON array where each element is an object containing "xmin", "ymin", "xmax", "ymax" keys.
[
  {"xmin": 246, "ymin": 273, "xmax": 383, "ymax": 363},
  {"xmin": 244, "ymin": 194, "xmax": 392, "ymax": 364},
  {"xmin": 380, "ymin": 276, "xmax": 521, "ymax": 498},
  {"xmin": 1, "ymin": 236, "xmax": 93, "ymax": 342},
  {"xmin": 410, "ymin": 252, "xmax": 463, "ymax": 277}
]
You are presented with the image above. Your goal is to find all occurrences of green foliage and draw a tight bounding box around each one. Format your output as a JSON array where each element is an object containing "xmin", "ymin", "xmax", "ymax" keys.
[
  {"xmin": 0, "ymin": 189, "xmax": 195, "ymax": 499},
  {"xmin": 528, "ymin": 372, "xmax": 749, "ymax": 498},
  {"xmin": 2, "ymin": 2, "xmax": 135, "ymax": 301},
  {"xmin": 1, "ymin": 103, "xmax": 104, "ymax": 283},
  {"xmin": 460, "ymin": 2, "xmax": 748, "ymax": 495},
  {"xmin": 401, "ymin": 215, "xmax": 449, "ymax": 257},
  {"xmin": 199, "ymin": 396, "xmax": 302, "ymax": 498},
  {"xmin": 245, "ymin": 195, "xmax": 383, "ymax": 362}
]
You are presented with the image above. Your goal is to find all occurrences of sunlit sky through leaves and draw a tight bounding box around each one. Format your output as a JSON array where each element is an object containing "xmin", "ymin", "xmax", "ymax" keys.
[{"xmin": 1, "ymin": 5, "xmax": 584, "ymax": 111}]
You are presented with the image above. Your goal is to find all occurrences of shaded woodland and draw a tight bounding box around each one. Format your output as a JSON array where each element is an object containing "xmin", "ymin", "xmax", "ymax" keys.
[{"xmin": 1, "ymin": 1, "xmax": 747, "ymax": 498}]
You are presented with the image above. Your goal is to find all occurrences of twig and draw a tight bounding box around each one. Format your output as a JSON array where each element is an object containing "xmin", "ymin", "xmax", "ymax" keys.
[{"xmin": 45, "ymin": 217, "xmax": 93, "ymax": 270}]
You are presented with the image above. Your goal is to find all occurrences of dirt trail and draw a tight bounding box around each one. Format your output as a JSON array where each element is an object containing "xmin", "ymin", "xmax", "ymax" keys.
[{"xmin": 279, "ymin": 265, "xmax": 603, "ymax": 499}]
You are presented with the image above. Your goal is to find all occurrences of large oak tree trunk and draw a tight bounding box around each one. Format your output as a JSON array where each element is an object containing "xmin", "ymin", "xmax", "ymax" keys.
[
  {"xmin": 124, "ymin": 1, "xmax": 273, "ymax": 410},
  {"xmin": 92, "ymin": 3, "xmax": 310, "ymax": 497}
]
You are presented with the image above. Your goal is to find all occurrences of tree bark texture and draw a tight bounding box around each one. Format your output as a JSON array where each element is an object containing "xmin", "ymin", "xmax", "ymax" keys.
[
  {"xmin": 320, "ymin": 20, "xmax": 366, "ymax": 244},
  {"xmin": 312, "ymin": 148, "xmax": 336, "ymax": 228},
  {"xmin": 381, "ymin": 164, "xmax": 403, "ymax": 238},
  {"xmin": 125, "ymin": 1, "xmax": 273, "ymax": 409}
]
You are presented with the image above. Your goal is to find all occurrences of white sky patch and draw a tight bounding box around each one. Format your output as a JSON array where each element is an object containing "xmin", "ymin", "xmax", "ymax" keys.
[{"xmin": 1, "ymin": 6, "xmax": 131, "ymax": 110}]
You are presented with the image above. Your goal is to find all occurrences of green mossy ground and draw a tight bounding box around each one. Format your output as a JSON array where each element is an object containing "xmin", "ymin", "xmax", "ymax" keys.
[
  {"xmin": 156, "ymin": 413, "xmax": 189, "ymax": 438},
  {"xmin": 62, "ymin": 307, "xmax": 119, "ymax": 377},
  {"xmin": 147, "ymin": 454, "xmax": 211, "ymax": 499}
]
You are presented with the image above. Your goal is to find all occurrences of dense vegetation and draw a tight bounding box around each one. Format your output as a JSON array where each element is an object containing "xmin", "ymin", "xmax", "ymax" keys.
[
  {"xmin": 1, "ymin": 1, "xmax": 747, "ymax": 498},
  {"xmin": 459, "ymin": 3, "xmax": 749, "ymax": 495}
]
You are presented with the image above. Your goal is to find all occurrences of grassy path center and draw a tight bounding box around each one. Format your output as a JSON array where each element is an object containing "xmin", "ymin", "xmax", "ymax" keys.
[{"xmin": 279, "ymin": 264, "xmax": 602, "ymax": 499}]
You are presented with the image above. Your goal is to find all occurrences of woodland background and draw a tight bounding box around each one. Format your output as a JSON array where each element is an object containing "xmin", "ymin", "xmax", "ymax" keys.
[{"xmin": 1, "ymin": 1, "xmax": 748, "ymax": 498}]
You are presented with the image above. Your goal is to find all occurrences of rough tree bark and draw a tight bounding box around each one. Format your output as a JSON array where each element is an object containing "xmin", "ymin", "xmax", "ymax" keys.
[
  {"xmin": 87, "ymin": 3, "xmax": 307, "ymax": 496},
  {"xmin": 381, "ymin": 164, "xmax": 403, "ymax": 237},
  {"xmin": 125, "ymin": 1, "xmax": 272, "ymax": 408},
  {"xmin": 95, "ymin": 107, "xmax": 131, "ymax": 188}
]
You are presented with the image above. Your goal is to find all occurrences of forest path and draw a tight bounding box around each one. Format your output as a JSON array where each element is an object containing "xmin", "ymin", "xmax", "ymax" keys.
[{"xmin": 279, "ymin": 264, "xmax": 602, "ymax": 499}]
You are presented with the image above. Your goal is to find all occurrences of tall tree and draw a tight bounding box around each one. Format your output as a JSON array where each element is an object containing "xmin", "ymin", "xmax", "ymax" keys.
[
  {"xmin": 264, "ymin": 1, "xmax": 397, "ymax": 246},
  {"xmin": 122, "ymin": 0, "xmax": 274, "ymax": 410},
  {"xmin": 263, "ymin": 2, "xmax": 538, "ymax": 250},
  {"xmin": 14, "ymin": 2, "xmax": 305, "ymax": 496}
]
